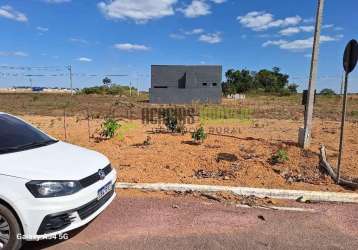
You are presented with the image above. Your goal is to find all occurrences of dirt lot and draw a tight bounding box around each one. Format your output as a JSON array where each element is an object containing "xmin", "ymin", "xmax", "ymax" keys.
[
  {"xmin": 2, "ymin": 93, "xmax": 358, "ymax": 193},
  {"xmin": 19, "ymin": 114, "xmax": 358, "ymax": 193}
]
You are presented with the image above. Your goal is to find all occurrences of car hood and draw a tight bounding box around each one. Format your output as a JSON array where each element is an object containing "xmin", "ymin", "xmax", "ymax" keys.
[{"xmin": 0, "ymin": 141, "xmax": 110, "ymax": 180}]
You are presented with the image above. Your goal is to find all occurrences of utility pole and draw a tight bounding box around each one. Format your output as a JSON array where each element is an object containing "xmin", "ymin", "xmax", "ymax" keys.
[
  {"xmin": 29, "ymin": 77, "xmax": 33, "ymax": 88},
  {"xmin": 129, "ymin": 81, "xmax": 132, "ymax": 97},
  {"xmin": 299, "ymin": 0, "xmax": 325, "ymax": 149},
  {"xmin": 137, "ymin": 74, "xmax": 141, "ymax": 97},
  {"xmin": 68, "ymin": 65, "xmax": 73, "ymax": 95}
]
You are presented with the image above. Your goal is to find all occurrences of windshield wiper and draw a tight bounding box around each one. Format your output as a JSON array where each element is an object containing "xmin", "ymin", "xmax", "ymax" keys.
[
  {"xmin": 0, "ymin": 140, "xmax": 59, "ymax": 154},
  {"xmin": 16, "ymin": 140, "xmax": 59, "ymax": 150}
]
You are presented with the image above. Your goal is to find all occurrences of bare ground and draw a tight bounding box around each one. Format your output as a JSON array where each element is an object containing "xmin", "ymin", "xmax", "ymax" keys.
[{"xmin": 21, "ymin": 114, "xmax": 358, "ymax": 193}]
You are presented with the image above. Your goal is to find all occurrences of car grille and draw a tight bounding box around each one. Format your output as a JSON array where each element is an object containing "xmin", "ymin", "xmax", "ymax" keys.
[
  {"xmin": 77, "ymin": 185, "xmax": 115, "ymax": 220},
  {"xmin": 37, "ymin": 213, "xmax": 76, "ymax": 235},
  {"xmin": 79, "ymin": 164, "xmax": 112, "ymax": 188}
]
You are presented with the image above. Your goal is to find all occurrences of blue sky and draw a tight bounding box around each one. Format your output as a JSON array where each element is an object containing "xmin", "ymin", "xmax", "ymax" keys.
[{"xmin": 0, "ymin": 0, "xmax": 358, "ymax": 92}]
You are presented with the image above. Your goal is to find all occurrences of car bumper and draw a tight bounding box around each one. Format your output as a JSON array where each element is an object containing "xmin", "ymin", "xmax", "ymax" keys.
[{"xmin": 18, "ymin": 169, "xmax": 117, "ymax": 241}]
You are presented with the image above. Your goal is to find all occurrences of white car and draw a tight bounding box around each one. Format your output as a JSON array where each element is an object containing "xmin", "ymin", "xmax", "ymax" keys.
[{"xmin": 0, "ymin": 113, "xmax": 117, "ymax": 250}]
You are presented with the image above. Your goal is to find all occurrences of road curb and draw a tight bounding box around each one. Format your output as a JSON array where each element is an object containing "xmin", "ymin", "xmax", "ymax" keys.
[{"xmin": 116, "ymin": 182, "xmax": 358, "ymax": 203}]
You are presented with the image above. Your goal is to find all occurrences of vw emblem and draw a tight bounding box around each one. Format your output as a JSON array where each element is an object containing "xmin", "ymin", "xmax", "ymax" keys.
[{"xmin": 98, "ymin": 169, "xmax": 106, "ymax": 180}]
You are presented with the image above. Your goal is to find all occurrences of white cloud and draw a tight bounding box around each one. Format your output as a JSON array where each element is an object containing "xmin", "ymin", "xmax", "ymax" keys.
[
  {"xmin": 262, "ymin": 35, "xmax": 342, "ymax": 51},
  {"xmin": 98, "ymin": 0, "xmax": 177, "ymax": 23},
  {"xmin": 77, "ymin": 57, "xmax": 92, "ymax": 62},
  {"xmin": 237, "ymin": 11, "xmax": 301, "ymax": 31},
  {"xmin": 279, "ymin": 25, "xmax": 314, "ymax": 36},
  {"xmin": 0, "ymin": 51, "xmax": 28, "ymax": 57},
  {"xmin": 114, "ymin": 43, "xmax": 150, "ymax": 51},
  {"xmin": 303, "ymin": 17, "xmax": 314, "ymax": 23},
  {"xmin": 170, "ymin": 28, "xmax": 204, "ymax": 40},
  {"xmin": 199, "ymin": 32, "xmax": 222, "ymax": 44},
  {"xmin": 37, "ymin": 26, "xmax": 49, "ymax": 32},
  {"xmin": 69, "ymin": 38, "xmax": 89, "ymax": 45},
  {"xmin": 322, "ymin": 24, "xmax": 335, "ymax": 29},
  {"xmin": 184, "ymin": 28, "xmax": 205, "ymax": 35},
  {"xmin": 0, "ymin": 5, "xmax": 28, "ymax": 22},
  {"xmin": 279, "ymin": 27, "xmax": 300, "ymax": 36},
  {"xmin": 304, "ymin": 54, "xmax": 312, "ymax": 58},
  {"xmin": 210, "ymin": 0, "xmax": 226, "ymax": 3},
  {"xmin": 262, "ymin": 39, "xmax": 287, "ymax": 47},
  {"xmin": 300, "ymin": 25, "xmax": 314, "ymax": 32},
  {"xmin": 179, "ymin": 0, "xmax": 211, "ymax": 18}
]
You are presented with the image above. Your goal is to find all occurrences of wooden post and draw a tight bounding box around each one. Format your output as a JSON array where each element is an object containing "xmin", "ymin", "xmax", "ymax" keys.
[{"xmin": 87, "ymin": 106, "xmax": 91, "ymax": 142}]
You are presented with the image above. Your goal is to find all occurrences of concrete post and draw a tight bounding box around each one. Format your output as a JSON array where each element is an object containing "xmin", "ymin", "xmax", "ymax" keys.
[{"xmin": 299, "ymin": 0, "xmax": 325, "ymax": 149}]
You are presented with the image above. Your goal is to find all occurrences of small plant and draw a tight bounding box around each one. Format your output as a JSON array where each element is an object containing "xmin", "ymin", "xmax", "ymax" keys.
[
  {"xmin": 143, "ymin": 136, "xmax": 152, "ymax": 146},
  {"xmin": 32, "ymin": 95, "xmax": 39, "ymax": 102},
  {"xmin": 164, "ymin": 112, "xmax": 178, "ymax": 132},
  {"xmin": 271, "ymin": 149, "xmax": 289, "ymax": 164},
  {"xmin": 100, "ymin": 118, "xmax": 120, "ymax": 139},
  {"xmin": 176, "ymin": 122, "xmax": 186, "ymax": 134},
  {"xmin": 192, "ymin": 126, "xmax": 207, "ymax": 144}
]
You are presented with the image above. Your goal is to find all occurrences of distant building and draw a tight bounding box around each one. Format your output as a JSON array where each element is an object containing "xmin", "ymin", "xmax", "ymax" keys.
[
  {"xmin": 0, "ymin": 87, "xmax": 76, "ymax": 94},
  {"xmin": 149, "ymin": 65, "xmax": 222, "ymax": 104}
]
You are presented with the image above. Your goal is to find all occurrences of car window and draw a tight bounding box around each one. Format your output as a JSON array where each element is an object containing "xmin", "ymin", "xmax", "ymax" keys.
[{"xmin": 0, "ymin": 114, "xmax": 54, "ymax": 152}]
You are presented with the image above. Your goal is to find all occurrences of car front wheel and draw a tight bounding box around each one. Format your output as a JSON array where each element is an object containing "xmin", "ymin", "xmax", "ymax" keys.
[{"xmin": 0, "ymin": 204, "xmax": 22, "ymax": 250}]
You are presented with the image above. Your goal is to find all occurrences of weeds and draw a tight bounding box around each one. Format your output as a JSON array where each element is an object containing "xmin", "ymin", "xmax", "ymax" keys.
[
  {"xmin": 271, "ymin": 149, "xmax": 289, "ymax": 164},
  {"xmin": 192, "ymin": 126, "xmax": 207, "ymax": 144},
  {"xmin": 351, "ymin": 110, "xmax": 358, "ymax": 118},
  {"xmin": 163, "ymin": 111, "xmax": 187, "ymax": 133},
  {"xmin": 163, "ymin": 112, "xmax": 178, "ymax": 132},
  {"xmin": 101, "ymin": 118, "xmax": 120, "ymax": 139}
]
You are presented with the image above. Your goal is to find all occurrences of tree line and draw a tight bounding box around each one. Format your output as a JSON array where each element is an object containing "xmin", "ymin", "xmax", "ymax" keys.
[{"xmin": 222, "ymin": 67, "xmax": 299, "ymax": 96}]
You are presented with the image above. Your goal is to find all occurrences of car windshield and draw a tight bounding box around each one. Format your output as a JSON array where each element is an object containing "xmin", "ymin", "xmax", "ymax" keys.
[{"xmin": 0, "ymin": 114, "xmax": 57, "ymax": 154}]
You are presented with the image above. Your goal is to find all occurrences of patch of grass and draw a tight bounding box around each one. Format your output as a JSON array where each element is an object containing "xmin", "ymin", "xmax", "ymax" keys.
[
  {"xmin": 351, "ymin": 110, "xmax": 358, "ymax": 118},
  {"xmin": 271, "ymin": 149, "xmax": 289, "ymax": 164},
  {"xmin": 117, "ymin": 121, "xmax": 138, "ymax": 141},
  {"xmin": 192, "ymin": 126, "xmax": 207, "ymax": 144},
  {"xmin": 199, "ymin": 106, "xmax": 252, "ymax": 125},
  {"xmin": 100, "ymin": 118, "xmax": 121, "ymax": 139}
]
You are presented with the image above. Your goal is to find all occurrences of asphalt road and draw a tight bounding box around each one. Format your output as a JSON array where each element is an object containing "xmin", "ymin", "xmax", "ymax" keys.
[{"xmin": 24, "ymin": 193, "xmax": 358, "ymax": 250}]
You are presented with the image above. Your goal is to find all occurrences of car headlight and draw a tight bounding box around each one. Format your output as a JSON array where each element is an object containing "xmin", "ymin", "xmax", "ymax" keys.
[{"xmin": 26, "ymin": 181, "xmax": 82, "ymax": 198}]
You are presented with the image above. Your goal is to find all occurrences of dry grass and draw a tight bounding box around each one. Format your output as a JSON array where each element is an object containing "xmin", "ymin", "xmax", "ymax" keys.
[{"xmin": 2, "ymin": 93, "xmax": 358, "ymax": 192}]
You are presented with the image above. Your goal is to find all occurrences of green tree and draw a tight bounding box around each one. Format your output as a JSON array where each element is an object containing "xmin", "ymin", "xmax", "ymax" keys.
[
  {"xmin": 224, "ymin": 69, "xmax": 254, "ymax": 93},
  {"xmin": 102, "ymin": 77, "xmax": 112, "ymax": 86},
  {"xmin": 288, "ymin": 83, "xmax": 299, "ymax": 93},
  {"xmin": 223, "ymin": 67, "xmax": 292, "ymax": 95},
  {"xmin": 255, "ymin": 67, "xmax": 288, "ymax": 92},
  {"xmin": 320, "ymin": 88, "xmax": 336, "ymax": 96}
]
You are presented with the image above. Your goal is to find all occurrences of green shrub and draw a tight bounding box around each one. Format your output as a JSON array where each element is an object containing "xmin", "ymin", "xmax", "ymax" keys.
[
  {"xmin": 271, "ymin": 149, "xmax": 289, "ymax": 164},
  {"xmin": 176, "ymin": 122, "xmax": 186, "ymax": 134},
  {"xmin": 81, "ymin": 84, "xmax": 137, "ymax": 96},
  {"xmin": 32, "ymin": 95, "xmax": 39, "ymax": 102},
  {"xmin": 192, "ymin": 126, "xmax": 207, "ymax": 144},
  {"xmin": 351, "ymin": 110, "xmax": 358, "ymax": 118},
  {"xmin": 101, "ymin": 118, "xmax": 121, "ymax": 138},
  {"xmin": 278, "ymin": 88, "xmax": 292, "ymax": 96},
  {"xmin": 164, "ymin": 112, "xmax": 178, "ymax": 132},
  {"xmin": 320, "ymin": 88, "xmax": 336, "ymax": 96}
]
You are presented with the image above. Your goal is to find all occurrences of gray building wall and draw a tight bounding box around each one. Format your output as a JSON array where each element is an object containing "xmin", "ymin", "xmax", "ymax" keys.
[{"xmin": 150, "ymin": 65, "xmax": 222, "ymax": 104}]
